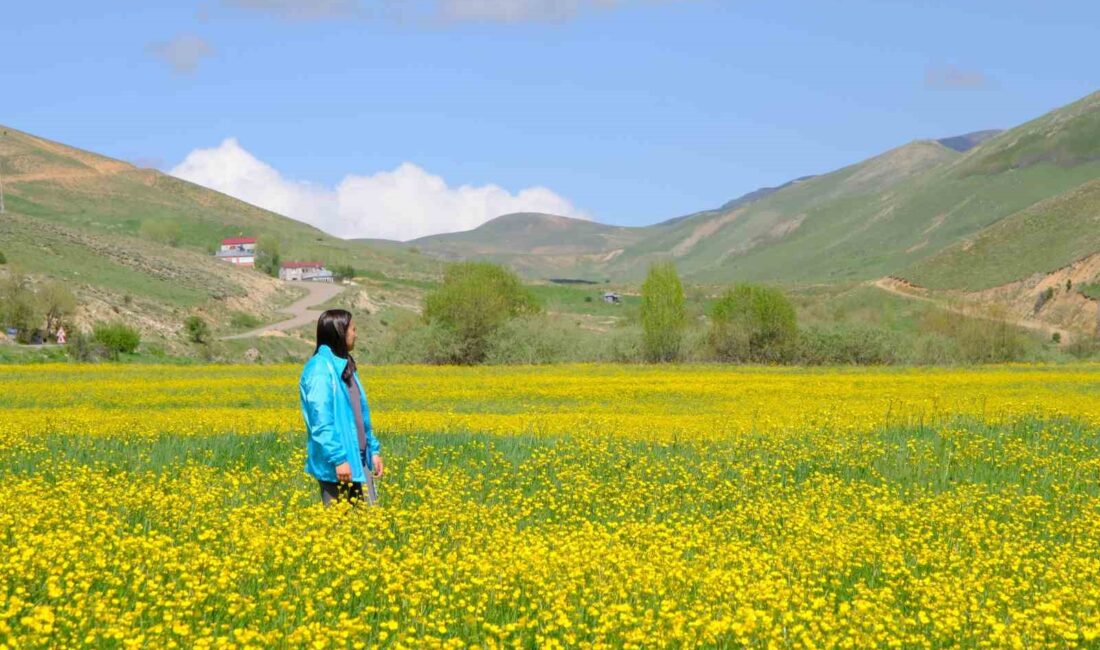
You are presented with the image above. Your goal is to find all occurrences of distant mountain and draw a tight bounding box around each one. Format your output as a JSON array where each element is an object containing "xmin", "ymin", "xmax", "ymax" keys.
[
  {"xmin": 936, "ymin": 129, "xmax": 1003, "ymax": 153},
  {"xmin": 399, "ymin": 90, "xmax": 1100, "ymax": 289}
]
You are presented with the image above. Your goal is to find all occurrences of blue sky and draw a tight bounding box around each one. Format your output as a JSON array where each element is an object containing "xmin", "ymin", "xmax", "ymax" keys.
[{"xmin": 3, "ymin": 1, "xmax": 1097, "ymax": 239}]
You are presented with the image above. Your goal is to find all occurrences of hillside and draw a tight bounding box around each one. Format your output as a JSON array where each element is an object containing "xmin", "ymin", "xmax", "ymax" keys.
[
  {"xmin": 388, "ymin": 90, "xmax": 1100, "ymax": 289},
  {"xmin": 0, "ymin": 126, "xmax": 439, "ymax": 348}
]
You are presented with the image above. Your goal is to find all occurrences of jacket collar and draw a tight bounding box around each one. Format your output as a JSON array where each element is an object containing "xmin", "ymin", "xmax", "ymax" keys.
[{"xmin": 315, "ymin": 344, "xmax": 349, "ymax": 376}]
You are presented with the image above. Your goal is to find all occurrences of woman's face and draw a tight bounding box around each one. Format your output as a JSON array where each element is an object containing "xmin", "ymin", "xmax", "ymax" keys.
[{"xmin": 345, "ymin": 320, "xmax": 357, "ymax": 350}]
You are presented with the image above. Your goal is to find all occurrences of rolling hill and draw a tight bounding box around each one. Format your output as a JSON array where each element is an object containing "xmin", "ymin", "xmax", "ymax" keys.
[
  {"xmin": 400, "ymin": 90, "xmax": 1100, "ymax": 290},
  {"xmin": 0, "ymin": 126, "xmax": 439, "ymax": 347}
]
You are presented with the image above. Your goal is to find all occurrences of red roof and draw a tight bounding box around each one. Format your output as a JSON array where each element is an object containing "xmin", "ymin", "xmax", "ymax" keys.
[
  {"xmin": 221, "ymin": 237, "xmax": 256, "ymax": 245},
  {"xmin": 281, "ymin": 261, "xmax": 324, "ymax": 269}
]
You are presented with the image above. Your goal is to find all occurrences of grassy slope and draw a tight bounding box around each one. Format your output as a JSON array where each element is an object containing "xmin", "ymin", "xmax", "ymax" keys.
[
  {"xmin": 0, "ymin": 126, "xmax": 440, "ymax": 293},
  {"xmin": 904, "ymin": 177, "xmax": 1100, "ymax": 290}
]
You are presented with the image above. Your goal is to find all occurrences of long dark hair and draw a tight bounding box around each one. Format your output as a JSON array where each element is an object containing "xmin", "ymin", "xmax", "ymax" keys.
[{"xmin": 315, "ymin": 309, "xmax": 356, "ymax": 385}]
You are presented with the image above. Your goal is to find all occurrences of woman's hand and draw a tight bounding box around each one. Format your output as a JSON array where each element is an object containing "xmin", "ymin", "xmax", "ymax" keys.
[
  {"xmin": 335, "ymin": 461, "xmax": 352, "ymax": 483},
  {"xmin": 371, "ymin": 455, "xmax": 384, "ymax": 478}
]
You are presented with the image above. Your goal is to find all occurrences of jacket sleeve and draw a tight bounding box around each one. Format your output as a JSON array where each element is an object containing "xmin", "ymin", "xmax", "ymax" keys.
[
  {"xmin": 302, "ymin": 370, "xmax": 347, "ymax": 466},
  {"xmin": 359, "ymin": 374, "xmax": 381, "ymax": 455}
]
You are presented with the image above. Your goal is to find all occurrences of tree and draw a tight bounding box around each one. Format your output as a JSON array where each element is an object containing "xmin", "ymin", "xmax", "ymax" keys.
[
  {"xmin": 0, "ymin": 269, "xmax": 42, "ymax": 343},
  {"xmin": 0, "ymin": 251, "xmax": 7, "ymax": 264},
  {"xmin": 184, "ymin": 314, "xmax": 210, "ymax": 344},
  {"xmin": 640, "ymin": 262, "xmax": 685, "ymax": 362},
  {"xmin": 423, "ymin": 262, "xmax": 540, "ymax": 364},
  {"xmin": 38, "ymin": 281, "xmax": 77, "ymax": 340},
  {"xmin": 92, "ymin": 321, "xmax": 141, "ymax": 360},
  {"xmin": 708, "ymin": 284, "xmax": 798, "ymax": 362},
  {"xmin": 333, "ymin": 264, "xmax": 357, "ymax": 282},
  {"xmin": 139, "ymin": 218, "xmax": 182, "ymax": 247},
  {"xmin": 255, "ymin": 235, "xmax": 281, "ymax": 277}
]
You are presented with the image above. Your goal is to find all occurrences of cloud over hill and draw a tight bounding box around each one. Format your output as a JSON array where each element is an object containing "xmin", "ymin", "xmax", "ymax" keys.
[{"xmin": 169, "ymin": 138, "xmax": 586, "ymax": 240}]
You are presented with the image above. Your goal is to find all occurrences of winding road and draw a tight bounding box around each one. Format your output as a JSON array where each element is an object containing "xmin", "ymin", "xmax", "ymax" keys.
[
  {"xmin": 221, "ymin": 281, "xmax": 345, "ymax": 340},
  {"xmin": 870, "ymin": 277, "xmax": 1075, "ymax": 343}
]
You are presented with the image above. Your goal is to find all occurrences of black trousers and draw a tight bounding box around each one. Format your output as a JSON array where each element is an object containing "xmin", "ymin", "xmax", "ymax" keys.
[{"xmin": 318, "ymin": 449, "xmax": 378, "ymax": 506}]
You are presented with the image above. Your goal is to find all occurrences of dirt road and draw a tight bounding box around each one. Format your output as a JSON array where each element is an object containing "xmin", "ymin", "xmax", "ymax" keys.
[
  {"xmin": 871, "ymin": 277, "xmax": 1075, "ymax": 343},
  {"xmin": 221, "ymin": 281, "xmax": 345, "ymax": 340}
]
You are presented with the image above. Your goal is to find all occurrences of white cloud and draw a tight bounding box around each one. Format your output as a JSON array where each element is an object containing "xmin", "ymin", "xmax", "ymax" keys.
[
  {"xmin": 146, "ymin": 34, "xmax": 214, "ymax": 75},
  {"xmin": 169, "ymin": 138, "xmax": 587, "ymax": 241}
]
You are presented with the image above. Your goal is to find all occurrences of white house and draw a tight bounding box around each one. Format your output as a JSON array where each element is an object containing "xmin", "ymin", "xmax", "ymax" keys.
[
  {"xmin": 279, "ymin": 261, "xmax": 334, "ymax": 282},
  {"xmin": 216, "ymin": 236, "xmax": 256, "ymax": 266}
]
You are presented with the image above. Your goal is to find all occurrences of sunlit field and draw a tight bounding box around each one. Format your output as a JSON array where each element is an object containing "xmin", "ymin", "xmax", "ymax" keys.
[{"xmin": 2, "ymin": 363, "xmax": 1100, "ymax": 648}]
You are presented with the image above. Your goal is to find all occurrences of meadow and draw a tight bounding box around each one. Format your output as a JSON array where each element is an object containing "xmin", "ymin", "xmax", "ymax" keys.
[{"xmin": 2, "ymin": 363, "xmax": 1100, "ymax": 648}]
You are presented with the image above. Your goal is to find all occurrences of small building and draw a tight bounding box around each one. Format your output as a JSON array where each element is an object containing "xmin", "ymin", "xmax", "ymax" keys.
[
  {"xmin": 216, "ymin": 236, "xmax": 256, "ymax": 266},
  {"xmin": 280, "ymin": 261, "xmax": 334, "ymax": 283},
  {"xmin": 602, "ymin": 292, "xmax": 621, "ymax": 304}
]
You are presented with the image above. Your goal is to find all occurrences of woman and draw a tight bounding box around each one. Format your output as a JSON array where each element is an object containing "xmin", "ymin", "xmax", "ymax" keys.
[{"xmin": 300, "ymin": 309, "xmax": 383, "ymax": 506}]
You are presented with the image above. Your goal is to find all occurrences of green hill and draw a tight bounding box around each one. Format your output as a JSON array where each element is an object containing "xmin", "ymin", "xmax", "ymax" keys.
[
  {"xmin": 389, "ymin": 90, "xmax": 1100, "ymax": 289},
  {"xmin": 0, "ymin": 126, "xmax": 439, "ymax": 347}
]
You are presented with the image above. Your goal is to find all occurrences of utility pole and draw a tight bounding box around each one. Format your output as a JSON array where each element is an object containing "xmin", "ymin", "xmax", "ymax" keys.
[{"xmin": 0, "ymin": 130, "xmax": 6, "ymax": 214}]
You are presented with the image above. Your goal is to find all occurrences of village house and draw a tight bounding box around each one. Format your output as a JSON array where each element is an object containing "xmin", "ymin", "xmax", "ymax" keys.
[
  {"xmin": 215, "ymin": 236, "xmax": 256, "ymax": 266},
  {"xmin": 602, "ymin": 291, "xmax": 622, "ymax": 304},
  {"xmin": 279, "ymin": 261, "xmax": 334, "ymax": 282}
]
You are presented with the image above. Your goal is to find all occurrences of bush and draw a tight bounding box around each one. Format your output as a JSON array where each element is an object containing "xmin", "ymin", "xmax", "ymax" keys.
[
  {"xmin": 184, "ymin": 315, "xmax": 210, "ymax": 344},
  {"xmin": 707, "ymin": 284, "xmax": 798, "ymax": 363},
  {"xmin": 640, "ymin": 262, "xmax": 685, "ymax": 362},
  {"xmin": 65, "ymin": 329, "xmax": 110, "ymax": 362},
  {"xmin": 92, "ymin": 321, "xmax": 140, "ymax": 360},
  {"xmin": 918, "ymin": 308, "xmax": 1030, "ymax": 364},
  {"xmin": 423, "ymin": 262, "xmax": 540, "ymax": 364},
  {"xmin": 0, "ymin": 251, "xmax": 6, "ymax": 264},
  {"xmin": 484, "ymin": 315, "xmax": 577, "ymax": 364},
  {"xmin": 333, "ymin": 264, "xmax": 357, "ymax": 282},
  {"xmin": 793, "ymin": 324, "xmax": 908, "ymax": 365}
]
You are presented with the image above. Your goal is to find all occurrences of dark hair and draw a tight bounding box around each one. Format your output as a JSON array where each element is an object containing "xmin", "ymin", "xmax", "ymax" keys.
[{"xmin": 315, "ymin": 309, "xmax": 356, "ymax": 384}]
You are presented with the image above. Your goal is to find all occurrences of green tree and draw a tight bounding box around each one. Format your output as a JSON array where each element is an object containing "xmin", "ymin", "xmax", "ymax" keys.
[
  {"xmin": 333, "ymin": 264, "xmax": 357, "ymax": 282},
  {"xmin": 38, "ymin": 281, "xmax": 77, "ymax": 340},
  {"xmin": 640, "ymin": 262, "xmax": 685, "ymax": 362},
  {"xmin": 423, "ymin": 262, "xmax": 540, "ymax": 364},
  {"xmin": 139, "ymin": 218, "xmax": 182, "ymax": 247},
  {"xmin": 255, "ymin": 235, "xmax": 281, "ymax": 277},
  {"xmin": 184, "ymin": 314, "xmax": 210, "ymax": 344},
  {"xmin": 0, "ymin": 251, "xmax": 7, "ymax": 264},
  {"xmin": 0, "ymin": 269, "xmax": 42, "ymax": 343},
  {"xmin": 92, "ymin": 321, "xmax": 140, "ymax": 360},
  {"xmin": 708, "ymin": 284, "xmax": 798, "ymax": 363}
]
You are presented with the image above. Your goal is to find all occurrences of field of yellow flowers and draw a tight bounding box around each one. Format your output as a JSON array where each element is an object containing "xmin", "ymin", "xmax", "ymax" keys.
[{"xmin": 2, "ymin": 363, "xmax": 1099, "ymax": 649}]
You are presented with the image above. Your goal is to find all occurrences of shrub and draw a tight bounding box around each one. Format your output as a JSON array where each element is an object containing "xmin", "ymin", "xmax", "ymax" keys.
[
  {"xmin": 92, "ymin": 321, "xmax": 140, "ymax": 360},
  {"xmin": 423, "ymin": 262, "xmax": 540, "ymax": 364},
  {"xmin": 0, "ymin": 251, "xmax": 6, "ymax": 264},
  {"xmin": 184, "ymin": 315, "xmax": 210, "ymax": 344},
  {"xmin": 793, "ymin": 323, "xmax": 906, "ymax": 365},
  {"xmin": 640, "ymin": 262, "xmax": 685, "ymax": 362},
  {"xmin": 707, "ymin": 284, "xmax": 798, "ymax": 363},
  {"xmin": 65, "ymin": 329, "xmax": 110, "ymax": 362},
  {"xmin": 333, "ymin": 264, "xmax": 357, "ymax": 282}
]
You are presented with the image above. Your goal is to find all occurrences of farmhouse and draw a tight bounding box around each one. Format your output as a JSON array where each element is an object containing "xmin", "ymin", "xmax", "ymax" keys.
[
  {"xmin": 602, "ymin": 292, "xmax": 622, "ymax": 304},
  {"xmin": 279, "ymin": 261, "xmax": 334, "ymax": 282},
  {"xmin": 216, "ymin": 236, "xmax": 256, "ymax": 266}
]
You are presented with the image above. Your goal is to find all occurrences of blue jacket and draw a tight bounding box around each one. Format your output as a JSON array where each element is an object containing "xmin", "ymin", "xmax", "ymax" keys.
[{"xmin": 300, "ymin": 344, "xmax": 380, "ymax": 483}]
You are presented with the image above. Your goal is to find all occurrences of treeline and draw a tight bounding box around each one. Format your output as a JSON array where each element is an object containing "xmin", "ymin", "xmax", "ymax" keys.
[{"xmin": 370, "ymin": 261, "xmax": 1094, "ymax": 366}]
